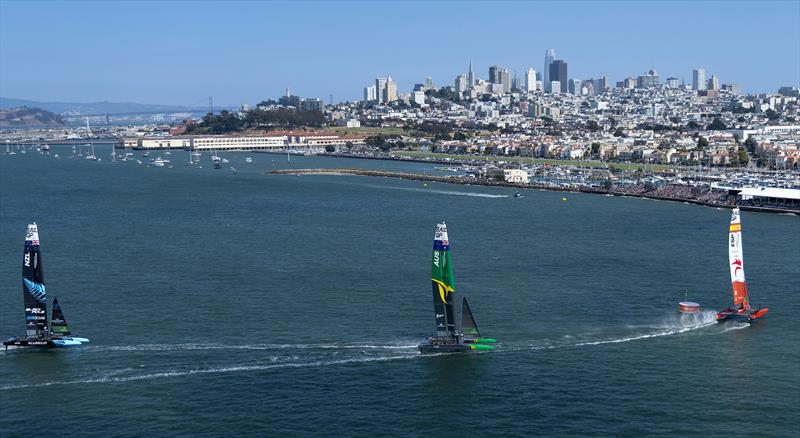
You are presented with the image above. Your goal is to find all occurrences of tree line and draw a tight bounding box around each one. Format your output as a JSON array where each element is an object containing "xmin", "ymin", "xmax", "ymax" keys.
[{"xmin": 187, "ymin": 108, "xmax": 325, "ymax": 134}]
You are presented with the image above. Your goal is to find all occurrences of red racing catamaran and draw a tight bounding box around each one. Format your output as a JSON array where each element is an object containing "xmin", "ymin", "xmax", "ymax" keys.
[{"xmin": 716, "ymin": 208, "xmax": 768, "ymax": 323}]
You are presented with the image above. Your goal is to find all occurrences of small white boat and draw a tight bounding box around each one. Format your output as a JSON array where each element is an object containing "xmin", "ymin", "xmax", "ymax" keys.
[{"xmin": 245, "ymin": 157, "xmax": 253, "ymax": 163}]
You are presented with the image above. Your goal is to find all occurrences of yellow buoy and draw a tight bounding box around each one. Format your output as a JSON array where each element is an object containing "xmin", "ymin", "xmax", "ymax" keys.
[
  {"xmin": 423, "ymin": 183, "xmax": 428, "ymax": 187},
  {"xmin": 562, "ymin": 197, "xmax": 567, "ymax": 202}
]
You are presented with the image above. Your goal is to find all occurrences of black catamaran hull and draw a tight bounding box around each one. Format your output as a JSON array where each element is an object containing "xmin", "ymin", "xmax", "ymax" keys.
[
  {"xmin": 418, "ymin": 338, "xmax": 473, "ymax": 354},
  {"xmin": 716, "ymin": 307, "xmax": 768, "ymax": 323},
  {"xmin": 3, "ymin": 337, "xmax": 55, "ymax": 349},
  {"xmin": 3, "ymin": 336, "xmax": 88, "ymax": 350}
]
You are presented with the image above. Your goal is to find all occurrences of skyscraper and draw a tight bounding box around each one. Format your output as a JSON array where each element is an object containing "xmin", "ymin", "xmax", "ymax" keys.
[
  {"xmin": 692, "ymin": 69, "xmax": 706, "ymax": 91},
  {"xmin": 455, "ymin": 74, "xmax": 468, "ymax": 93},
  {"xmin": 363, "ymin": 85, "xmax": 376, "ymax": 102},
  {"xmin": 543, "ymin": 49, "xmax": 555, "ymax": 92},
  {"xmin": 549, "ymin": 60, "xmax": 568, "ymax": 93},
  {"xmin": 708, "ymin": 74, "xmax": 720, "ymax": 90},
  {"xmin": 525, "ymin": 68, "xmax": 537, "ymax": 92},
  {"xmin": 384, "ymin": 78, "xmax": 398, "ymax": 103},
  {"xmin": 499, "ymin": 68, "xmax": 511, "ymax": 93},
  {"xmin": 570, "ymin": 79, "xmax": 583, "ymax": 95},
  {"xmin": 468, "ymin": 60, "xmax": 474, "ymax": 87},
  {"xmin": 375, "ymin": 77, "xmax": 388, "ymax": 104},
  {"xmin": 489, "ymin": 65, "xmax": 501, "ymax": 84}
]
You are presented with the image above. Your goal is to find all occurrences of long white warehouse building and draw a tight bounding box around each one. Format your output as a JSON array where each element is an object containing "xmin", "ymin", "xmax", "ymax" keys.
[{"xmin": 122, "ymin": 132, "xmax": 365, "ymax": 151}]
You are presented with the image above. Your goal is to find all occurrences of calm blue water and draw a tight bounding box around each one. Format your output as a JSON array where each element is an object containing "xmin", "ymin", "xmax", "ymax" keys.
[{"xmin": 1, "ymin": 145, "xmax": 799, "ymax": 436}]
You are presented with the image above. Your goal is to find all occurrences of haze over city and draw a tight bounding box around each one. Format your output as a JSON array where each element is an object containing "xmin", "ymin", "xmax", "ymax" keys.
[{"xmin": 1, "ymin": 0, "xmax": 798, "ymax": 106}]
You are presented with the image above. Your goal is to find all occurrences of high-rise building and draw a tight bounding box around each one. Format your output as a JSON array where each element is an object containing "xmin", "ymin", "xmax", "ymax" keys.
[
  {"xmin": 489, "ymin": 65, "xmax": 501, "ymax": 84},
  {"xmin": 425, "ymin": 76, "xmax": 434, "ymax": 91},
  {"xmin": 468, "ymin": 60, "xmax": 474, "ymax": 87},
  {"xmin": 543, "ymin": 49, "xmax": 555, "ymax": 92},
  {"xmin": 549, "ymin": 60, "xmax": 568, "ymax": 93},
  {"xmin": 724, "ymin": 83, "xmax": 742, "ymax": 95},
  {"xmin": 593, "ymin": 76, "xmax": 609, "ymax": 94},
  {"xmin": 581, "ymin": 80, "xmax": 595, "ymax": 95},
  {"xmin": 411, "ymin": 91, "xmax": 425, "ymax": 105},
  {"xmin": 637, "ymin": 69, "xmax": 659, "ymax": 88},
  {"xmin": 692, "ymin": 69, "xmax": 706, "ymax": 91},
  {"xmin": 384, "ymin": 78, "xmax": 398, "ymax": 103},
  {"xmin": 708, "ymin": 74, "xmax": 720, "ymax": 90},
  {"xmin": 375, "ymin": 77, "xmax": 388, "ymax": 104},
  {"xmin": 665, "ymin": 77, "xmax": 679, "ymax": 88},
  {"xmin": 524, "ymin": 68, "xmax": 537, "ymax": 92},
  {"xmin": 363, "ymin": 85, "xmax": 376, "ymax": 102},
  {"xmin": 499, "ymin": 68, "xmax": 511, "ymax": 93},
  {"xmin": 455, "ymin": 74, "xmax": 468, "ymax": 93},
  {"xmin": 570, "ymin": 79, "xmax": 583, "ymax": 95},
  {"xmin": 549, "ymin": 81, "xmax": 561, "ymax": 94},
  {"xmin": 617, "ymin": 77, "xmax": 636, "ymax": 90}
]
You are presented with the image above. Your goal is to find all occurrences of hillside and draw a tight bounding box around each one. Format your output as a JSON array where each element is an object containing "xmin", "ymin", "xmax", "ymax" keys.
[
  {"xmin": 0, "ymin": 97, "xmax": 198, "ymax": 115},
  {"xmin": 0, "ymin": 106, "xmax": 66, "ymax": 127}
]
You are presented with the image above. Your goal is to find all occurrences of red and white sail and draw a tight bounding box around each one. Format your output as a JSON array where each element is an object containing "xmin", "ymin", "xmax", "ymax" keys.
[{"xmin": 728, "ymin": 208, "xmax": 749, "ymax": 309}]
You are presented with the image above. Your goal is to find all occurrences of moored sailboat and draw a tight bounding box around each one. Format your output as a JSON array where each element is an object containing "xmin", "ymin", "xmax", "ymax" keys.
[
  {"xmin": 418, "ymin": 222, "xmax": 494, "ymax": 353},
  {"xmin": 3, "ymin": 223, "xmax": 89, "ymax": 349},
  {"xmin": 716, "ymin": 208, "xmax": 768, "ymax": 323}
]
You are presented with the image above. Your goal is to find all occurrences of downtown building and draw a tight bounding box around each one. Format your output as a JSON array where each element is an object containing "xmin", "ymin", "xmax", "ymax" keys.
[{"xmin": 549, "ymin": 60, "xmax": 568, "ymax": 93}]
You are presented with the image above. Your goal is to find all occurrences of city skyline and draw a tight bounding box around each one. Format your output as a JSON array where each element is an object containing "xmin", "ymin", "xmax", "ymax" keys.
[{"xmin": 1, "ymin": 0, "xmax": 798, "ymax": 106}]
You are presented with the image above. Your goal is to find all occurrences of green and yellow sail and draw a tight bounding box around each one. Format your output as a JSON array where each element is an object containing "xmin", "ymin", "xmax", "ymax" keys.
[{"xmin": 432, "ymin": 222, "xmax": 456, "ymax": 337}]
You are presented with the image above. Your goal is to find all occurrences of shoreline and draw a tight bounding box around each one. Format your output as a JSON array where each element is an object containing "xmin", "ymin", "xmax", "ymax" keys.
[{"xmin": 269, "ymin": 168, "xmax": 800, "ymax": 215}]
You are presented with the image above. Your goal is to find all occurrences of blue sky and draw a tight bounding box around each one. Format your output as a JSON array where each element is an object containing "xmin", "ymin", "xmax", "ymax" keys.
[{"xmin": 1, "ymin": 0, "xmax": 798, "ymax": 106}]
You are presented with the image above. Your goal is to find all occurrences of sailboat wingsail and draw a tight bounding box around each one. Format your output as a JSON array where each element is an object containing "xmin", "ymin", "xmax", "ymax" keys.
[
  {"xmin": 419, "ymin": 222, "xmax": 494, "ymax": 353},
  {"xmin": 4, "ymin": 223, "xmax": 90, "ymax": 349},
  {"xmin": 50, "ymin": 298, "xmax": 71, "ymax": 336},
  {"xmin": 432, "ymin": 222, "xmax": 456, "ymax": 338},
  {"xmin": 460, "ymin": 297, "xmax": 480, "ymax": 341},
  {"xmin": 23, "ymin": 223, "xmax": 48, "ymax": 338},
  {"xmin": 716, "ymin": 208, "xmax": 768, "ymax": 323},
  {"xmin": 728, "ymin": 208, "xmax": 749, "ymax": 309}
]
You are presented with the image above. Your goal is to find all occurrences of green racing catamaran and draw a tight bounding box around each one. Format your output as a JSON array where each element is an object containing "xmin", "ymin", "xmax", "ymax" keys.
[{"xmin": 418, "ymin": 222, "xmax": 495, "ymax": 353}]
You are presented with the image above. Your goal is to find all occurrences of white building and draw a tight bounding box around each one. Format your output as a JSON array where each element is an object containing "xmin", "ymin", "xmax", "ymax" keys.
[
  {"xmin": 455, "ymin": 74, "xmax": 468, "ymax": 93},
  {"xmin": 364, "ymin": 85, "xmax": 376, "ymax": 102},
  {"xmin": 412, "ymin": 91, "xmax": 426, "ymax": 106},
  {"xmin": 524, "ymin": 68, "xmax": 537, "ymax": 92}
]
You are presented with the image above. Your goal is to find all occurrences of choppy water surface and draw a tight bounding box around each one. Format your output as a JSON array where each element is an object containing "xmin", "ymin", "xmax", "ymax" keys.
[{"xmin": 1, "ymin": 146, "xmax": 798, "ymax": 436}]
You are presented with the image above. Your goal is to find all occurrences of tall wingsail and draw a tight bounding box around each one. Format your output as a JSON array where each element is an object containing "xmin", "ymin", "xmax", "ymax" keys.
[
  {"xmin": 432, "ymin": 222, "xmax": 457, "ymax": 338},
  {"xmin": 23, "ymin": 223, "xmax": 48, "ymax": 337},
  {"xmin": 460, "ymin": 297, "xmax": 481, "ymax": 341},
  {"xmin": 728, "ymin": 208, "xmax": 749, "ymax": 310},
  {"xmin": 50, "ymin": 298, "xmax": 71, "ymax": 336}
]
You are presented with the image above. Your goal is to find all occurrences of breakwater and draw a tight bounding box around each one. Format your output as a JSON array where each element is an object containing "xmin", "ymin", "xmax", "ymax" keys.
[{"xmin": 270, "ymin": 168, "xmax": 799, "ymax": 215}]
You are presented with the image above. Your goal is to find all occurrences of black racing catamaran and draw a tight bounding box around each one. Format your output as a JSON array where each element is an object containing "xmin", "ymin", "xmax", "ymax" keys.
[
  {"xmin": 3, "ymin": 223, "xmax": 89, "ymax": 349},
  {"xmin": 418, "ymin": 222, "xmax": 495, "ymax": 353}
]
